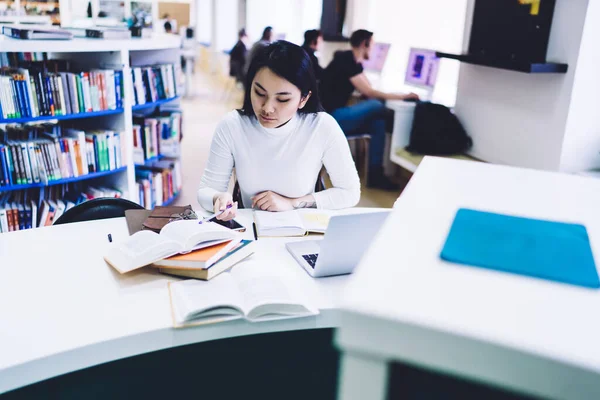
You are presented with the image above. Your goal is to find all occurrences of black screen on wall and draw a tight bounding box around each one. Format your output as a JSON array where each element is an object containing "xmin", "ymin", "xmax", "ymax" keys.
[
  {"xmin": 468, "ymin": 0, "xmax": 557, "ymax": 63},
  {"xmin": 321, "ymin": 0, "xmax": 348, "ymax": 40}
]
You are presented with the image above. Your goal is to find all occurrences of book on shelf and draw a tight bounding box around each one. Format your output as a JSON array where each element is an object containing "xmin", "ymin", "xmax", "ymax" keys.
[
  {"xmin": 0, "ymin": 185, "xmax": 121, "ymax": 232},
  {"xmin": 168, "ymin": 263, "xmax": 318, "ymax": 328},
  {"xmin": 253, "ymin": 210, "xmax": 332, "ymax": 237},
  {"xmin": 136, "ymin": 159, "xmax": 182, "ymax": 209},
  {"xmin": 154, "ymin": 239, "xmax": 256, "ymax": 281},
  {"xmin": 2, "ymin": 25, "xmax": 73, "ymax": 40},
  {"xmin": 104, "ymin": 220, "xmax": 240, "ymax": 274},
  {"xmin": 0, "ymin": 124, "xmax": 125, "ymax": 187},
  {"xmin": 85, "ymin": 27, "xmax": 132, "ymax": 40},
  {"xmin": 0, "ymin": 53, "xmax": 45, "ymax": 68},
  {"xmin": 0, "ymin": 60, "xmax": 124, "ymax": 120},
  {"xmin": 133, "ymin": 111, "xmax": 182, "ymax": 163},
  {"xmin": 131, "ymin": 64, "xmax": 178, "ymax": 106}
]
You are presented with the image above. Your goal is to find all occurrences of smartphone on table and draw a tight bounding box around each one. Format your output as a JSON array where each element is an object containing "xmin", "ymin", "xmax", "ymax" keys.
[{"xmin": 209, "ymin": 217, "xmax": 246, "ymax": 232}]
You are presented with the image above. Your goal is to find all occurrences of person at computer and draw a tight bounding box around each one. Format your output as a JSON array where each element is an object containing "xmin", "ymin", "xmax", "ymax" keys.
[
  {"xmin": 244, "ymin": 26, "xmax": 274, "ymax": 76},
  {"xmin": 197, "ymin": 41, "xmax": 361, "ymax": 221},
  {"xmin": 229, "ymin": 28, "xmax": 248, "ymax": 83},
  {"xmin": 320, "ymin": 29, "xmax": 419, "ymax": 190},
  {"xmin": 302, "ymin": 29, "xmax": 324, "ymax": 82}
]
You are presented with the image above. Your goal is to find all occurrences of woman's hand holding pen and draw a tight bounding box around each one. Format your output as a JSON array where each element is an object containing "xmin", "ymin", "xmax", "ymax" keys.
[{"xmin": 213, "ymin": 192, "xmax": 238, "ymax": 221}]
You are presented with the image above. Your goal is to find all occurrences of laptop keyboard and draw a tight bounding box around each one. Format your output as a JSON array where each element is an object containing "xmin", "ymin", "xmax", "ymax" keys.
[{"xmin": 302, "ymin": 253, "xmax": 318, "ymax": 269}]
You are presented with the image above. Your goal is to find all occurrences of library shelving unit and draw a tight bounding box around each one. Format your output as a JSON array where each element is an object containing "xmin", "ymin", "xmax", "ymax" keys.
[{"xmin": 0, "ymin": 35, "xmax": 183, "ymax": 218}]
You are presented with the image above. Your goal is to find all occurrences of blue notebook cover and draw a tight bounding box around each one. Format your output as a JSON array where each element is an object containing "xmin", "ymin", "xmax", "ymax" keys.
[{"xmin": 441, "ymin": 208, "xmax": 600, "ymax": 289}]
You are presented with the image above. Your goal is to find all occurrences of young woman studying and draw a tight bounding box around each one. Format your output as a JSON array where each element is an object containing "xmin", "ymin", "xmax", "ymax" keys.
[{"xmin": 197, "ymin": 41, "xmax": 360, "ymax": 221}]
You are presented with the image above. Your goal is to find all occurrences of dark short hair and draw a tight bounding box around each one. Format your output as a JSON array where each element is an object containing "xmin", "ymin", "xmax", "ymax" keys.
[
  {"xmin": 240, "ymin": 41, "xmax": 323, "ymax": 117},
  {"xmin": 350, "ymin": 29, "xmax": 373, "ymax": 48},
  {"xmin": 303, "ymin": 29, "xmax": 322, "ymax": 47},
  {"xmin": 238, "ymin": 28, "xmax": 247, "ymax": 38},
  {"xmin": 164, "ymin": 21, "xmax": 172, "ymax": 32},
  {"xmin": 261, "ymin": 26, "xmax": 273, "ymax": 41}
]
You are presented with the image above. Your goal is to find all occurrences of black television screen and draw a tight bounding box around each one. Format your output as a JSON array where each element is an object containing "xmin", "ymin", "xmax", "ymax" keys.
[
  {"xmin": 321, "ymin": 0, "xmax": 348, "ymax": 41},
  {"xmin": 468, "ymin": 0, "xmax": 556, "ymax": 63}
]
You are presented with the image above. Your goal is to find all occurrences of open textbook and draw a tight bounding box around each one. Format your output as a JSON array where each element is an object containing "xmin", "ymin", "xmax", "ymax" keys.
[
  {"xmin": 253, "ymin": 210, "xmax": 331, "ymax": 237},
  {"xmin": 168, "ymin": 263, "xmax": 319, "ymax": 327},
  {"xmin": 104, "ymin": 220, "xmax": 238, "ymax": 274}
]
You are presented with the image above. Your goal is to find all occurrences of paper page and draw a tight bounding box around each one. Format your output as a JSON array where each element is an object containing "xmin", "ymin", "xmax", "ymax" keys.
[
  {"xmin": 169, "ymin": 274, "xmax": 245, "ymax": 325},
  {"xmin": 104, "ymin": 230, "xmax": 180, "ymax": 273},
  {"xmin": 231, "ymin": 263, "xmax": 317, "ymax": 320},
  {"xmin": 160, "ymin": 220, "xmax": 236, "ymax": 250},
  {"xmin": 254, "ymin": 210, "xmax": 306, "ymax": 237},
  {"xmin": 298, "ymin": 210, "xmax": 331, "ymax": 233}
]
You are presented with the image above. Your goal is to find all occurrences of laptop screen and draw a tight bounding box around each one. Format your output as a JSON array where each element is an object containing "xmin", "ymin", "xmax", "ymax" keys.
[
  {"xmin": 362, "ymin": 42, "xmax": 391, "ymax": 73},
  {"xmin": 404, "ymin": 48, "xmax": 440, "ymax": 89}
]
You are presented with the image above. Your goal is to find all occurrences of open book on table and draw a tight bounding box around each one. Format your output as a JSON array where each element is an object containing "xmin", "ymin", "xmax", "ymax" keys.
[
  {"xmin": 104, "ymin": 220, "xmax": 239, "ymax": 274},
  {"xmin": 168, "ymin": 263, "xmax": 319, "ymax": 327},
  {"xmin": 253, "ymin": 210, "xmax": 331, "ymax": 237}
]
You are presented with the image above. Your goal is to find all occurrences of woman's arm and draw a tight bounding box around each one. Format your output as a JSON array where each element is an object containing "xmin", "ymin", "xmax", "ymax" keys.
[
  {"xmin": 312, "ymin": 116, "xmax": 361, "ymax": 209},
  {"xmin": 197, "ymin": 121, "xmax": 235, "ymax": 212}
]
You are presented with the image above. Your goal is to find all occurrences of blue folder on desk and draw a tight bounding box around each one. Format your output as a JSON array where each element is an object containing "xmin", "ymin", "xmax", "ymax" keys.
[{"xmin": 441, "ymin": 208, "xmax": 600, "ymax": 289}]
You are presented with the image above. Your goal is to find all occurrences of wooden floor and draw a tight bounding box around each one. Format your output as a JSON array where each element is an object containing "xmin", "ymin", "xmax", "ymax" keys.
[{"xmin": 173, "ymin": 70, "xmax": 405, "ymax": 210}]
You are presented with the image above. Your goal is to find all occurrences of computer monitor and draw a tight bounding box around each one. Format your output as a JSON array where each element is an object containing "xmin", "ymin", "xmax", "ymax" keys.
[
  {"xmin": 404, "ymin": 48, "xmax": 440, "ymax": 89},
  {"xmin": 362, "ymin": 42, "xmax": 391, "ymax": 73}
]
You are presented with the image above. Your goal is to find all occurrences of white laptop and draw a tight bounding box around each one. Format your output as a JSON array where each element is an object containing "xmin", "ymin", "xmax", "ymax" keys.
[{"xmin": 285, "ymin": 212, "xmax": 390, "ymax": 278}]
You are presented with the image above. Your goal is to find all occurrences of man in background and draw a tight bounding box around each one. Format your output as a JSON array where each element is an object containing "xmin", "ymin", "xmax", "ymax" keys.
[
  {"xmin": 229, "ymin": 28, "xmax": 248, "ymax": 84},
  {"xmin": 244, "ymin": 26, "xmax": 273, "ymax": 75},
  {"xmin": 302, "ymin": 29, "xmax": 324, "ymax": 82},
  {"xmin": 320, "ymin": 29, "xmax": 419, "ymax": 190}
]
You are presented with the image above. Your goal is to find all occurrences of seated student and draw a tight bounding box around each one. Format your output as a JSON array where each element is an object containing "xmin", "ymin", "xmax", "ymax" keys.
[
  {"xmin": 302, "ymin": 29, "xmax": 324, "ymax": 82},
  {"xmin": 229, "ymin": 28, "xmax": 248, "ymax": 83},
  {"xmin": 197, "ymin": 41, "xmax": 361, "ymax": 221},
  {"xmin": 244, "ymin": 26, "xmax": 274, "ymax": 76},
  {"xmin": 320, "ymin": 29, "xmax": 419, "ymax": 190}
]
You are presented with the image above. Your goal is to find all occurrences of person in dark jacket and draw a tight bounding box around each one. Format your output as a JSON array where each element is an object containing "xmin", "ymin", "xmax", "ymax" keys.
[
  {"xmin": 229, "ymin": 28, "xmax": 248, "ymax": 83},
  {"xmin": 302, "ymin": 29, "xmax": 324, "ymax": 82}
]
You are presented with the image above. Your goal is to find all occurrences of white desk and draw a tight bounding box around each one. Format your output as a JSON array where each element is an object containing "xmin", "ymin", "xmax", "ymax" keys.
[
  {"xmin": 0, "ymin": 208, "xmax": 383, "ymax": 394},
  {"xmin": 335, "ymin": 157, "xmax": 600, "ymax": 400}
]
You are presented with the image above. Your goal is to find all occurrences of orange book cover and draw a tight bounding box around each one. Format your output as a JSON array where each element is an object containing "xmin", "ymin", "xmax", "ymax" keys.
[
  {"xmin": 166, "ymin": 241, "xmax": 231, "ymax": 262},
  {"xmin": 153, "ymin": 239, "xmax": 242, "ymax": 270}
]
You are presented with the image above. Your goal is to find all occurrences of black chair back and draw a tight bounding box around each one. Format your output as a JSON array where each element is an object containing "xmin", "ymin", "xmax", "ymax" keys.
[{"xmin": 53, "ymin": 198, "xmax": 144, "ymax": 226}]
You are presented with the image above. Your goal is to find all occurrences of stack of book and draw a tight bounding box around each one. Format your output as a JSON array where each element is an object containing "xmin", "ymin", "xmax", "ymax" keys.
[
  {"xmin": 136, "ymin": 158, "xmax": 182, "ymax": 209},
  {"xmin": 0, "ymin": 61, "xmax": 124, "ymax": 120},
  {"xmin": 131, "ymin": 64, "xmax": 177, "ymax": 106},
  {"xmin": 133, "ymin": 111, "xmax": 182, "ymax": 163},
  {"xmin": 0, "ymin": 185, "xmax": 122, "ymax": 232},
  {"xmin": 0, "ymin": 124, "xmax": 126, "ymax": 187}
]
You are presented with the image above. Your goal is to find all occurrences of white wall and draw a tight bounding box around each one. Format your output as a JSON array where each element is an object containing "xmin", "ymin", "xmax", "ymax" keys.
[
  {"xmin": 215, "ymin": 0, "xmax": 238, "ymax": 51},
  {"xmin": 560, "ymin": 0, "xmax": 600, "ymax": 172},
  {"xmin": 196, "ymin": 0, "xmax": 212, "ymax": 44},
  {"xmin": 246, "ymin": 0, "xmax": 321, "ymax": 46},
  {"xmin": 454, "ymin": 0, "xmax": 591, "ymax": 171}
]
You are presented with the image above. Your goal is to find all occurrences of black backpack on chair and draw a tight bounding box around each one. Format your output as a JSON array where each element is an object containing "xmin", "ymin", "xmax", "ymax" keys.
[{"xmin": 406, "ymin": 102, "xmax": 472, "ymax": 155}]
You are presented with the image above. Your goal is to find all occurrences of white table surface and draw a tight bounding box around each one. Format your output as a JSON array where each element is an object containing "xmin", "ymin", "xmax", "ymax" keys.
[
  {"xmin": 336, "ymin": 157, "xmax": 600, "ymax": 400},
  {"xmin": 0, "ymin": 207, "xmax": 384, "ymax": 394}
]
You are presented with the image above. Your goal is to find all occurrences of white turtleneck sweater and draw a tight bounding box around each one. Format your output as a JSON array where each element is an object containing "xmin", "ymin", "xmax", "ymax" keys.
[{"xmin": 197, "ymin": 111, "xmax": 361, "ymax": 211}]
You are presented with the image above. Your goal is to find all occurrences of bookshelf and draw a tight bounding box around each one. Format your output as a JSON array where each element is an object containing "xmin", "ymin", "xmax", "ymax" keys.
[
  {"xmin": 0, "ymin": 35, "xmax": 184, "ymax": 231},
  {"xmin": 0, "ymin": 108, "xmax": 124, "ymax": 124}
]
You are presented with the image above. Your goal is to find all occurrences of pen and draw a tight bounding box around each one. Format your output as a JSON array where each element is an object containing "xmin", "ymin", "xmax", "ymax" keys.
[
  {"xmin": 252, "ymin": 222, "xmax": 258, "ymax": 241},
  {"xmin": 200, "ymin": 203, "xmax": 234, "ymax": 223}
]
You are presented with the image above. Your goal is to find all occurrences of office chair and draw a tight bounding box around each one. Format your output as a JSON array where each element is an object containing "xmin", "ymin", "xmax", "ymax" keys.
[
  {"xmin": 346, "ymin": 134, "xmax": 371, "ymax": 182},
  {"xmin": 232, "ymin": 170, "xmax": 327, "ymax": 208},
  {"xmin": 53, "ymin": 198, "xmax": 144, "ymax": 226}
]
